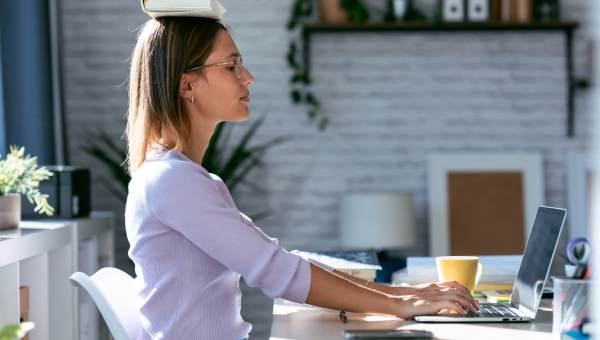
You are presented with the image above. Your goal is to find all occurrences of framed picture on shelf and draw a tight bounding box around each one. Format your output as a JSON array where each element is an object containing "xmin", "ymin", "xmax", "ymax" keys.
[
  {"xmin": 427, "ymin": 153, "xmax": 544, "ymax": 257},
  {"xmin": 567, "ymin": 152, "xmax": 597, "ymax": 239},
  {"xmin": 467, "ymin": 0, "xmax": 490, "ymax": 22},
  {"xmin": 441, "ymin": 0, "xmax": 465, "ymax": 22}
]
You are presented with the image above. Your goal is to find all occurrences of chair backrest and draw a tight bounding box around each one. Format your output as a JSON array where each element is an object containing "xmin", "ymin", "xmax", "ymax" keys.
[{"xmin": 70, "ymin": 267, "xmax": 142, "ymax": 340}]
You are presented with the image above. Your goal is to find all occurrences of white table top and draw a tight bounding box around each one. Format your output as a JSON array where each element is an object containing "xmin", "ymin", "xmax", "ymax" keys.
[{"xmin": 270, "ymin": 299, "xmax": 554, "ymax": 340}]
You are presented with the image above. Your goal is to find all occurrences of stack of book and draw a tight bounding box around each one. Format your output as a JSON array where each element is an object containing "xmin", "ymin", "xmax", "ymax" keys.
[{"xmin": 141, "ymin": 0, "xmax": 225, "ymax": 19}]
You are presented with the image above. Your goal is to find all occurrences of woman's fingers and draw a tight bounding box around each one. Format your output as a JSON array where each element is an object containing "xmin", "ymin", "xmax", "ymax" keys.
[
  {"xmin": 445, "ymin": 288, "xmax": 478, "ymax": 311},
  {"xmin": 438, "ymin": 281, "xmax": 472, "ymax": 296},
  {"xmin": 436, "ymin": 301, "xmax": 467, "ymax": 315},
  {"xmin": 401, "ymin": 295, "xmax": 476, "ymax": 319},
  {"xmin": 443, "ymin": 292, "xmax": 478, "ymax": 313},
  {"xmin": 416, "ymin": 287, "xmax": 478, "ymax": 312}
]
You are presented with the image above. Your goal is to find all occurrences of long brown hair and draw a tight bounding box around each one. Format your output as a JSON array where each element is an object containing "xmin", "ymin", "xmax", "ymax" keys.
[{"xmin": 126, "ymin": 17, "xmax": 226, "ymax": 173}]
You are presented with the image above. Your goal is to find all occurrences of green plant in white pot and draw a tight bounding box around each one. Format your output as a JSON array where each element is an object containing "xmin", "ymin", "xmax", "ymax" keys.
[
  {"xmin": 0, "ymin": 146, "xmax": 54, "ymax": 230},
  {"xmin": 0, "ymin": 322, "xmax": 34, "ymax": 340}
]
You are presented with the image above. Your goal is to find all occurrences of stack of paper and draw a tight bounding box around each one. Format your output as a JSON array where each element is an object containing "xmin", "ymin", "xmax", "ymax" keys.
[
  {"xmin": 141, "ymin": 0, "xmax": 225, "ymax": 19},
  {"xmin": 392, "ymin": 255, "xmax": 521, "ymax": 289},
  {"xmin": 292, "ymin": 250, "xmax": 382, "ymax": 281}
]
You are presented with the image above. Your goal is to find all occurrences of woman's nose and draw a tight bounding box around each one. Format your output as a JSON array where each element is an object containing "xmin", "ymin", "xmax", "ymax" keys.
[{"xmin": 241, "ymin": 65, "xmax": 255, "ymax": 86}]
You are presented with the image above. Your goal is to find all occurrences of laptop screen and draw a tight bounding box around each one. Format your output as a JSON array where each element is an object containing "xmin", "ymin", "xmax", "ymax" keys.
[{"xmin": 511, "ymin": 206, "xmax": 566, "ymax": 314}]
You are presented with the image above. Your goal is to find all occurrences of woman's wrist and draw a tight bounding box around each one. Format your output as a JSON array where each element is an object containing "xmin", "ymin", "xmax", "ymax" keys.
[
  {"xmin": 363, "ymin": 281, "xmax": 399, "ymax": 295},
  {"xmin": 383, "ymin": 295, "xmax": 407, "ymax": 318},
  {"xmin": 381, "ymin": 285, "xmax": 416, "ymax": 296}
]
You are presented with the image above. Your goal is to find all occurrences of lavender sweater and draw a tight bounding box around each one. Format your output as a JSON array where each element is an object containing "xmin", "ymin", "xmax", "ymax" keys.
[{"xmin": 125, "ymin": 148, "xmax": 312, "ymax": 339}]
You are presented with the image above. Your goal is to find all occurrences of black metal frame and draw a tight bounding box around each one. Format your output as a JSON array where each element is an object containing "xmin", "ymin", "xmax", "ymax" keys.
[{"xmin": 302, "ymin": 22, "xmax": 580, "ymax": 137}]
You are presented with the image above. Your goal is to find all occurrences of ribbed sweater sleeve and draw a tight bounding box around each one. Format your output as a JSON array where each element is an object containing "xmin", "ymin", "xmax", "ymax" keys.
[{"xmin": 142, "ymin": 160, "xmax": 311, "ymax": 303}]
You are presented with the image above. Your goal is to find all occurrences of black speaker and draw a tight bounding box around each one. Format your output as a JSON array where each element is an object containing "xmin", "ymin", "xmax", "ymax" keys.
[{"xmin": 22, "ymin": 166, "xmax": 91, "ymax": 219}]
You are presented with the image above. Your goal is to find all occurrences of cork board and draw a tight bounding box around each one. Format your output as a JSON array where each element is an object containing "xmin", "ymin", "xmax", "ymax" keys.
[{"xmin": 447, "ymin": 172, "xmax": 525, "ymax": 256}]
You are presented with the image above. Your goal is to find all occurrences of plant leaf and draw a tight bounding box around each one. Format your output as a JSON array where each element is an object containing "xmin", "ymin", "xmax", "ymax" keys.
[
  {"xmin": 219, "ymin": 121, "xmax": 262, "ymax": 182},
  {"xmin": 203, "ymin": 123, "xmax": 225, "ymax": 173},
  {"xmin": 291, "ymin": 90, "xmax": 302, "ymax": 103}
]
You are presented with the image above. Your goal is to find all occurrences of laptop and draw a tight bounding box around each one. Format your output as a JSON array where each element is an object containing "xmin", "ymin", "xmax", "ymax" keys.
[{"xmin": 415, "ymin": 206, "xmax": 566, "ymax": 323}]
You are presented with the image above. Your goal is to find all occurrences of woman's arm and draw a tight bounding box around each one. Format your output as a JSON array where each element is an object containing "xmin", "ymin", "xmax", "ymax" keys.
[
  {"xmin": 331, "ymin": 270, "xmax": 479, "ymax": 309},
  {"xmin": 331, "ymin": 269, "xmax": 408, "ymax": 295},
  {"xmin": 305, "ymin": 264, "xmax": 478, "ymax": 319}
]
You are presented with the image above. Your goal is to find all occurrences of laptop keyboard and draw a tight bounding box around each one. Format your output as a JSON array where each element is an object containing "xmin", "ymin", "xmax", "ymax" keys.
[{"xmin": 469, "ymin": 304, "xmax": 519, "ymax": 318}]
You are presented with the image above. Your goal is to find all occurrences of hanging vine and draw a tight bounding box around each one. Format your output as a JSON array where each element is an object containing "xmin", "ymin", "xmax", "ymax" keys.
[
  {"xmin": 286, "ymin": 0, "xmax": 370, "ymax": 130},
  {"xmin": 287, "ymin": 0, "xmax": 327, "ymax": 130}
]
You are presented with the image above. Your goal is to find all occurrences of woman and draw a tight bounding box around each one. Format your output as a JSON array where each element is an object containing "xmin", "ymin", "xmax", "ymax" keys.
[{"xmin": 125, "ymin": 17, "xmax": 478, "ymax": 339}]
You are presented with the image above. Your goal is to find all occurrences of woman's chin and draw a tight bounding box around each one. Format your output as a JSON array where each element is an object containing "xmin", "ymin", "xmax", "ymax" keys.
[
  {"xmin": 231, "ymin": 110, "xmax": 250, "ymax": 122},
  {"xmin": 241, "ymin": 107, "xmax": 251, "ymax": 119}
]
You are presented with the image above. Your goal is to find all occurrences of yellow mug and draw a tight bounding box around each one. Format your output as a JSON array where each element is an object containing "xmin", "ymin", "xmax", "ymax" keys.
[{"xmin": 435, "ymin": 256, "xmax": 482, "ymax": 294}]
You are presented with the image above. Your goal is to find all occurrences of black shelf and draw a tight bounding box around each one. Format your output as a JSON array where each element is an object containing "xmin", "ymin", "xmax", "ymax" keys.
[
  {"xmin": 301, "ymin": 21, "xmax": 580, "ymax": 137},
  {"xmin": 303, "ymin": 21, "xmax": 578, "ymax": 33}
]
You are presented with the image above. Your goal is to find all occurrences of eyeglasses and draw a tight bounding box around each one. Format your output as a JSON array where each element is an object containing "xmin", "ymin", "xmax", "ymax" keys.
[{"xmin": 184, "ymin": 55, "xmax": 244, "ymax": 79}]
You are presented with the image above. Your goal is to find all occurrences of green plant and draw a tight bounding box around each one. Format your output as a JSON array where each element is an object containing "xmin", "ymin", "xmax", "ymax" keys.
[
  {"xmin": 402, "ymin": 0, "xmax": 427, "ymax": 22},
  {"xmin": 287, "ymin": 0, "xmax": 369, "ymax": 131},
  {"xmin": 0, "ymin": 146, "xmax": 54, "ymax": 216},
  {"xmin": 0, "ymin": 322, "xmax": 34, "ymax": 340},
  {"xmin": 287, "ymin": 0, "xmax": 325, "ymax": 130},
  {"xmin": 202, "ymin": 116, "xmax": 288, "ymax": 193},
  {"xmin": 83, "ymin": 116, "xmax": 287, "ymax": 202},
  {"xmin": 341, "ymin": 0, "xmax": 369, "ymax": 22}
]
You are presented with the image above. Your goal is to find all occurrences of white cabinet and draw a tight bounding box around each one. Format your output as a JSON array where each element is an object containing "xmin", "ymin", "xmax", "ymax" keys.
[{"xmin": 0, "ymin": 212, "xmax": 114, "ymax": 340}]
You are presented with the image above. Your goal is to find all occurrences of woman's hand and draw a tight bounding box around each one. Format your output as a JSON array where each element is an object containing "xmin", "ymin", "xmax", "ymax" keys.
[
  {"xmin": 414, "ymin": 281, "xmax": 477, "ymax": 299},
  {"xmin": 388, "ymin": 281, "xmax": 477, "ymax": 302},
  {"xmin": 386, "ymin": 281, "xmax": 479, "ymax": 319}
]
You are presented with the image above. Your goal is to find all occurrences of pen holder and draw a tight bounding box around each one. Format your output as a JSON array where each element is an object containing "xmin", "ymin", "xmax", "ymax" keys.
[{"xmin": 552, "ymin": 277, "xmax": 590, "ymax": 338}]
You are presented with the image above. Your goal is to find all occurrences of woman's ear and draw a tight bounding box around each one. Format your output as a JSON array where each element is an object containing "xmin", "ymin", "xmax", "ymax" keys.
[{"xmin": 179, "ymin": 73, "xmax": 194, "ymax": 100}]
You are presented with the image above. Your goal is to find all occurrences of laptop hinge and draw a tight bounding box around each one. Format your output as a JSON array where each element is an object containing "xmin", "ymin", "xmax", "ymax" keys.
[{"xmin": 515, "ymin": 304, "xmax": 535, "ymax": 318}]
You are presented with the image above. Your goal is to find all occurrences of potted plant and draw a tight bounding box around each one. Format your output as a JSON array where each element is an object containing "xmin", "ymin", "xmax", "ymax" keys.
[
  {"xmin": 320, "ymin": 0, "xmax": 369, "ymax": 23},
  {"xmin": 0, "ymin": 146, "xmax": 54, "ymax": 230},
  {"xmin": 83, "ymin": 116, "xmax": 287, "ymax": 217},
  {"xmin": 0, "ymin": 322, "xmax": 34, "ymax": 340}
]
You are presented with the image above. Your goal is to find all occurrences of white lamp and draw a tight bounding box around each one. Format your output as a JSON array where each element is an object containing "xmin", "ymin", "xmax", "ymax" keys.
[{"xmin": 339, "ymin": 192, "xmax": 417, "ymax": 250}]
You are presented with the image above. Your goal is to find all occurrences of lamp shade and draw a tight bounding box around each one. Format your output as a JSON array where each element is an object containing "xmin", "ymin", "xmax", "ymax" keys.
[{"xmin": 339, "ymin": 192, "xmax": 417, "ymax": 250}]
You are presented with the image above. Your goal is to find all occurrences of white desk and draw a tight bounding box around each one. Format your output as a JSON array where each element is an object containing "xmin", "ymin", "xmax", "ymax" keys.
[
  {"xmin": 0, "ymin": 213, "xmax": 114, "ymax": 340},
  {"xmin": 270, "ymin": 299, "xmax": 554, "ymax": 340}
]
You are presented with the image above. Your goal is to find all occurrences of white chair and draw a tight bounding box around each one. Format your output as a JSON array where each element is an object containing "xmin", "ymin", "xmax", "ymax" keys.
[{"xmin": 70, "ymin": 267, "xmax": 142, "ymax": 340}]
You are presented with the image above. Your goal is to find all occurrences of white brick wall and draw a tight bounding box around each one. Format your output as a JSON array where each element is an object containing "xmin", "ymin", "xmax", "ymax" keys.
[{"xmin": 60, "ymin": 0, "xmax": 593, "ymax": 338}]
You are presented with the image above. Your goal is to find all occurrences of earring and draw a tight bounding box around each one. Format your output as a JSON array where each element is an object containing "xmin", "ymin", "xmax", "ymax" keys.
[{"xmin": 188, "ymin": 96, "xmax": 195, "ymax": 104}]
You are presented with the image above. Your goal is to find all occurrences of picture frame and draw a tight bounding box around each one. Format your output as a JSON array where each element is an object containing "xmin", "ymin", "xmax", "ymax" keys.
[
  {"xmin": 441, "ymin": 0, "xmax": 465, "ymax": 22},
  {"xmin": 567, "ymin": 152, "xmax": 596, "ymax": 238},
  {"xmin": 427, "ymin": 153, "xmax": 544, "ymax": 256},
  {"xmin": 467, "ymin": 0, "xmax": 490, "ymax": 22}
]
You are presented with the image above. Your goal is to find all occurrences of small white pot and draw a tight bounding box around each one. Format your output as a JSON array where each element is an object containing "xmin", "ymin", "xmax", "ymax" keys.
[{"xmin": 0, "ymin": 194, "xmax": 21, "ymax": 230}]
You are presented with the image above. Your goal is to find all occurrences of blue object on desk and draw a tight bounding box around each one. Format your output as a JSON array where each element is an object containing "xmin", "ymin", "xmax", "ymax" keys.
[
  {"xmin": 375, "ymin": 251, "xmax": 406, "ymax": 283},
  {"xmin": 562, "ymin": 330, "xmax": 589, "ymax": 340}
]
